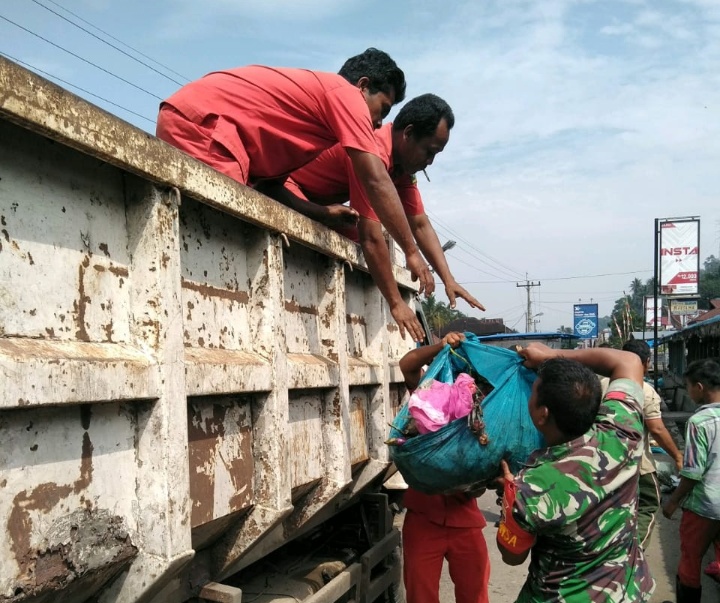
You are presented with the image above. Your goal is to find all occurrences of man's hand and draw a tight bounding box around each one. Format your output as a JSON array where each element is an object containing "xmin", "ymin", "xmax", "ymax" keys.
[
  {"xmin": 445, "ymin": 281, "xmax": 486, "ymax": 311},
  {"xmin": 674, "ymin": 454, "xmax": 684, "ymax": 472},
  {"xmin": 441, "ymin": 331, "xmax": 465, "ymax": 349},
  {"xmin": 406, "ymin": 252, "xmax": 434, "ymax": 297},
  {"xmin": 323, "ymin": 204, "xmax": 359, "ymax": 229},
  {"xmin": 518, "ymin": 342, "xmax": 557, "ymax": 369},
  {"xmin": 663, "ymin": 499, "xmax": 679, "ymax": 519},
  {"xmin": 389, "ymin": 300, "xmax": 425, "ymax": 342},
  {"xmin": 498, "ymin": 459, "xmax": 515, "ymax": 485}
]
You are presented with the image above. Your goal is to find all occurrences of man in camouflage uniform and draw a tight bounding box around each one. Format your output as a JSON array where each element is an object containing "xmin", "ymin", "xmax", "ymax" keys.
[{"xmin": 496, "ymin": 344, "xmax": 655, "ymax": 602}]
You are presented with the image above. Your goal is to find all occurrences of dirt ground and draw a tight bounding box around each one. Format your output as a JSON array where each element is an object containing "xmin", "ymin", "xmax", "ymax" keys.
[{"xmin": 397, "ymin": 489, "xmax": 719, "ymax": 602}]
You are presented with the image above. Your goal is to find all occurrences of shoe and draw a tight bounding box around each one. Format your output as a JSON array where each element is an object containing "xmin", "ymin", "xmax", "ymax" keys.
[{"xmin": 704, "ymin": 560, "xmax": 720, "ymax": 584}]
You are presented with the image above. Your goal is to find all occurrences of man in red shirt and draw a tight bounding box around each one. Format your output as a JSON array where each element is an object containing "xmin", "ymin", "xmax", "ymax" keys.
[
  {"xmin": 397, "ymin": 331, "xmax": 490, "ymax": 603},
  {"xmin": 283, "ymin": 94, "xmax": 484, "ymax": 335},
  {"xmin": 156, "ymin": 49, "xmax": 433, "ymax": 334}
]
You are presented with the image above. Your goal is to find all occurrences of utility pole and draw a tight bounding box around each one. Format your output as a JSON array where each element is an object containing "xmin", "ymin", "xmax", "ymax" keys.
[{"xmin": 516, "ymin": 274, "xmax": 541, "ymax": 333}]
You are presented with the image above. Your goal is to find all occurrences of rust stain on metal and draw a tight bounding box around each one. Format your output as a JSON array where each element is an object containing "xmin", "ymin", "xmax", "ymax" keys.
[
  {"xmin": 346, "ymin": 314, "xmax": 366, "ymax": 326},
  {"xmin": 74, "ymin": 256, "xmax": 91, "ymax": 342},
  {"xmin": 321, "ymin": 300, "xmax": 335, "ymax": 329},
  {"xmin": 108, "ymin": 265, "xmax": 129, "ymax": 278},
  {"xmin": 349, "ymin": 395, "xmax": 369, "ymax": 464},
  {"xmin": 7, "ymin": 428, "xmax": 94, "ymax": 581},
  {"xmin": 140, "ymin": 319, "xmax": 161, "ymax": 349},
  {"xmin": 103, "ymin": 320, "xmax": 114, "ymax": 342},
  {"xmin": 181, "ymin": 278, "xmax": 249, "ymax": 304},
  {"xmin": 284, "ymin": 300, "xmax": 319, "ymax": 315},
  {"xmin": 188, "ymin": 401, "xmax": 254, "ymax": 528},
  {"xmin": 386, "ymin": 323, "xmax": 399, "ymax": 333}
]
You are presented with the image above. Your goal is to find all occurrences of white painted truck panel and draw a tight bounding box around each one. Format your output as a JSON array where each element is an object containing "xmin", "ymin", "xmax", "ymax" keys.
[{"xmin": 0, "ymin": 57, "xmax": 414, "ymax": 603}]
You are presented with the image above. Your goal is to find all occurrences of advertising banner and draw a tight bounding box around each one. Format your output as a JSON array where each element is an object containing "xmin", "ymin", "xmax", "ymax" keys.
[
  {"xmin": 644, "ymin": 297, "xmax": 660, "ymax": 327},
  {"xmin": 659, "ymin": 219, "xmax": 700, "ymax": 295},
  {"xmin": 573, "ymin": 304, "xmax": 599, "ymax": 339},
  {"xmin": 669, "ymin": 298, "xmax": 699, "ymax": 316}
]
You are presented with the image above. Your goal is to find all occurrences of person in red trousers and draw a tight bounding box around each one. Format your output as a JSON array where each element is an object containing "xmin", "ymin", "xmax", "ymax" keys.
[{"xmin": 398, "ymin": 332, "xmax": 490, "ymax": 603}]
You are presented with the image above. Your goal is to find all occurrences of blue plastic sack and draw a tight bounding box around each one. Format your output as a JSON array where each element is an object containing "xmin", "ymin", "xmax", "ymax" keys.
[{"xmin": 389, "ymin": 334, "xmax": 544, "ymax": 494}]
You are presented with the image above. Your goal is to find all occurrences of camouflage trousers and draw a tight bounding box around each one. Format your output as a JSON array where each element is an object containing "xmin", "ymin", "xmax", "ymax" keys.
[{"xmin": 638, "ymin": 472, "xmax": 660, "ymax": 549}]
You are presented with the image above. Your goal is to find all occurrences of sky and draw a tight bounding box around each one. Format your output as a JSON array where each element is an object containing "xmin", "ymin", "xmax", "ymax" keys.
[{"xmin": 1, "ymin": 0, "xmax": 719, "ymax": 332}]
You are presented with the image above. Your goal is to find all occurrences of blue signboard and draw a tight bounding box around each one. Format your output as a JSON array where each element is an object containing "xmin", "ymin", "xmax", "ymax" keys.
[{"xmin": 573, "ymin": 304, "xmax": 599, "ymax": 339}]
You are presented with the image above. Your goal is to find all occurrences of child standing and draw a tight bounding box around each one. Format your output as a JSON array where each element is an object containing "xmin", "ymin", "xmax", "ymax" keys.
[
  {"xmin": 397, "ymin": 332, "xmax": 490, "ymax": 603},
  {"xmin": 663, "ymin": 359, "xmax": 720, "ymax": 603}
]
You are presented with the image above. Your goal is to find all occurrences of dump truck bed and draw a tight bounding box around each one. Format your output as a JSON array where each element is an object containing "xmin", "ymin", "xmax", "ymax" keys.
[{"xmin": 0, "ymin": 56, "xmax": 416, "ymax": 603}]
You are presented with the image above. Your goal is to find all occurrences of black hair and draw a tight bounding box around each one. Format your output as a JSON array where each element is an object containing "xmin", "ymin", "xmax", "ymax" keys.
[
  {"xmin": 536, "ymin": 358, "xmax": 602, "ymax": 438},
  {"xmin": 622, "ymin": 339, "xmax": 651, "ymax": 365},
  {"xmin": 338, "ymin": 48, "xmax": 406, "ymax": 103},
  {"xmin": 393, "ymin": 93, "xmax": 455, "ymax": 139},
  {"xmin": 684, "ymin": 359, "xmax": 720, "ymax": 390}
]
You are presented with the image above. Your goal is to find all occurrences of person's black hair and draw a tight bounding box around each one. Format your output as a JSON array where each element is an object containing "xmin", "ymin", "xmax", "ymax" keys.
[
  {"xmin": 392, "ymin": 93, "xmax": 455, "ymax": 139},
  {"xmin": 536, "ymin": 358, "xmax": 601, "ymax": 438},
  {"xmin": 684, "ymin": 359, "xmax": 720, "ymax": 390},
  {"xmin": 338, "ymin": 48, "xmax": 406, "ymax": 103},
  {"xmin": 622, "ymin": 339, "xmax": 651, "ymax": 365}
]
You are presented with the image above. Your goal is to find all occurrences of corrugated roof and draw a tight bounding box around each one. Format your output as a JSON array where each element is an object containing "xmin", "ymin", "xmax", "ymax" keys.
[{"xmin": 659, "ymin": 313, "xmax": 720, "ymax": 343}]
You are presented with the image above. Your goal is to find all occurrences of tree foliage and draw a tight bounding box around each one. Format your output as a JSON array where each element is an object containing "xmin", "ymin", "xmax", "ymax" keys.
[
  {"xmin": 699, "ymin": 255, "xmax": 720, "ymax": 308},
  {"xmin": 421, "ymin": 294, "xmax": 466, "ymax": 335}
]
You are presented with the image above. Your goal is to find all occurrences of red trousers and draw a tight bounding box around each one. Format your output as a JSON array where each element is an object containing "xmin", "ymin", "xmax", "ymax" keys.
[
  {"xmin": 678, "ymin": 509, "xmax": 720, "ymax": 588},
  {"xmin": 402, "ymin": 511, "xmax": 490, "ymax": 603}
]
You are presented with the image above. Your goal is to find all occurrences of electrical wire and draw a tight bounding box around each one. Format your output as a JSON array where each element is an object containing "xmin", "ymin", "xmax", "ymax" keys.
[
  {"xmin": 0, "ymin": 50, "xmax": 156, "ymax": 125},
  {"xmin": 0, "ymin": 13, "xmax": 164, "ymax": 100},
  {"xmin": 428, "ymin": 211, "xmax": 526, "ymax": 280},
  {"xmin": 30, "ymin": 0, "xmax": 186, "ymax": 86},
  {"xmin": 457, "ymin": 269, "xmax": 653, "ymax": 285},
  {"xmin": 42, "ymin": 0, "xmax": 190, "ymax": 82}
]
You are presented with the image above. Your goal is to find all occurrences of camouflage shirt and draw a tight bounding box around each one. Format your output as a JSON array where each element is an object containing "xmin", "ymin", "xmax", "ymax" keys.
[{"xmin": 511, "ymin": 379, "xmax": 656, "ymax": 602}]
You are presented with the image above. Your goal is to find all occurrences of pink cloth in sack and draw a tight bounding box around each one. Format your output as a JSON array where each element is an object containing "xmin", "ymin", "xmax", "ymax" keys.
[{"xmin": 408, "ymin": 372, "xmax": 476, "ymax": 434}]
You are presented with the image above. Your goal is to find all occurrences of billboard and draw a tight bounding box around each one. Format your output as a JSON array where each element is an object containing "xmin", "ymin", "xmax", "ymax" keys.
[
  {"xmin": 574, "ymin": 304, "xmax": 599, "ymax": 339},
  {"xmin": 669, "ymin": 298, "xmax": 699, "ymax": 316},
  {"xmin": 659, "ymin": 219, "xmax": 700, "ymax": 296}
]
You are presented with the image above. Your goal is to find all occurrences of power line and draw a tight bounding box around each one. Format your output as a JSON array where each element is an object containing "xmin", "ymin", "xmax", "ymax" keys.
[
  {"xmin": 444, "ymin": 250, "xmax": 517, "ymax": 282},
  {"xmin": 433, "ymin": 221, "xmax": 522, "ymax": 282},
  {"xmin": 0, "ymin": 50, "xmax": 156, "ymax": 125},
  {"xmin": 429, "ymin": 212, "xmax": 526, "ymax": 280},
  {"xmin": 0, "ymin": 13, "xmax": 164, "ymax": 100},
  {"xmin": 31, "ymin": 0, "xmax": 186, "ymax": 86},
  {"xmin": 458, "ymin": 268, "xmax": 653, "ymax": 285},
  {"xmin": 42, "ymin": 0, "xmax": 190, "ymax": 83}
]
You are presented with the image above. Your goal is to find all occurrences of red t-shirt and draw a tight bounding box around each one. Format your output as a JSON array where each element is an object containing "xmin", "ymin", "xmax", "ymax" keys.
[
  {"xmin": 162, "ymin": 66, "xmax": 380, "ymax": 181},
  {"xmin": 403, "ymin": 487, "xmax": 487, "ymax": 528},
  {"xmin": 287, "ymin": 123, "xmax": 425, "ymax": 221}
]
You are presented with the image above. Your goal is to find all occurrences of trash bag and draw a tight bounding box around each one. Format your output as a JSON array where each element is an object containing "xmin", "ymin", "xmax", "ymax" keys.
[{"xmin": 388, "ymin": 334, "xmax": 544, "ymax": 494}]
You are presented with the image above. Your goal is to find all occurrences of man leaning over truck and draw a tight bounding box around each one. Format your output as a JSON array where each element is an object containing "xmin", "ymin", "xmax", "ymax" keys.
[
  {"xmin": 156, "ymin": 48, "xmax": 434, "ymax": 337},
  {"xmin": 279, "ymin": 94, "xmax": 485, "ymax": 336}
]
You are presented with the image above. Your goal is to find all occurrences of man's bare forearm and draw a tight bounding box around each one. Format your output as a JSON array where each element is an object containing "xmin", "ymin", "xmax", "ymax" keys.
[
  {"xmin": 359, "ymin": 219, "xmax": 404, "ymax": 307},
  {"xmin": 347, "ymin": 150, "xmax": 419, "ymax": 255},
  {"xmin": 645, "ymin": 418, "xmax": 683, "ymax": 464}
]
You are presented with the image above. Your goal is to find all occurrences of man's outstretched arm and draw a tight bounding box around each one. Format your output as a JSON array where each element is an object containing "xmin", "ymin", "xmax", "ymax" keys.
[
  {"xmin": 399, "ymin": 332, "xmax": 465, "ymax": 390},
  {"xmin": 358, "ymin": 218, "xmax": 424, "ymax": 342},
  {"xmin": 520, "ymin": 344, "xmax": 644, "ymax": 385},
  {"xmin": 347, "ymin": 149, "xmax": 433, "ymax": 296}
]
